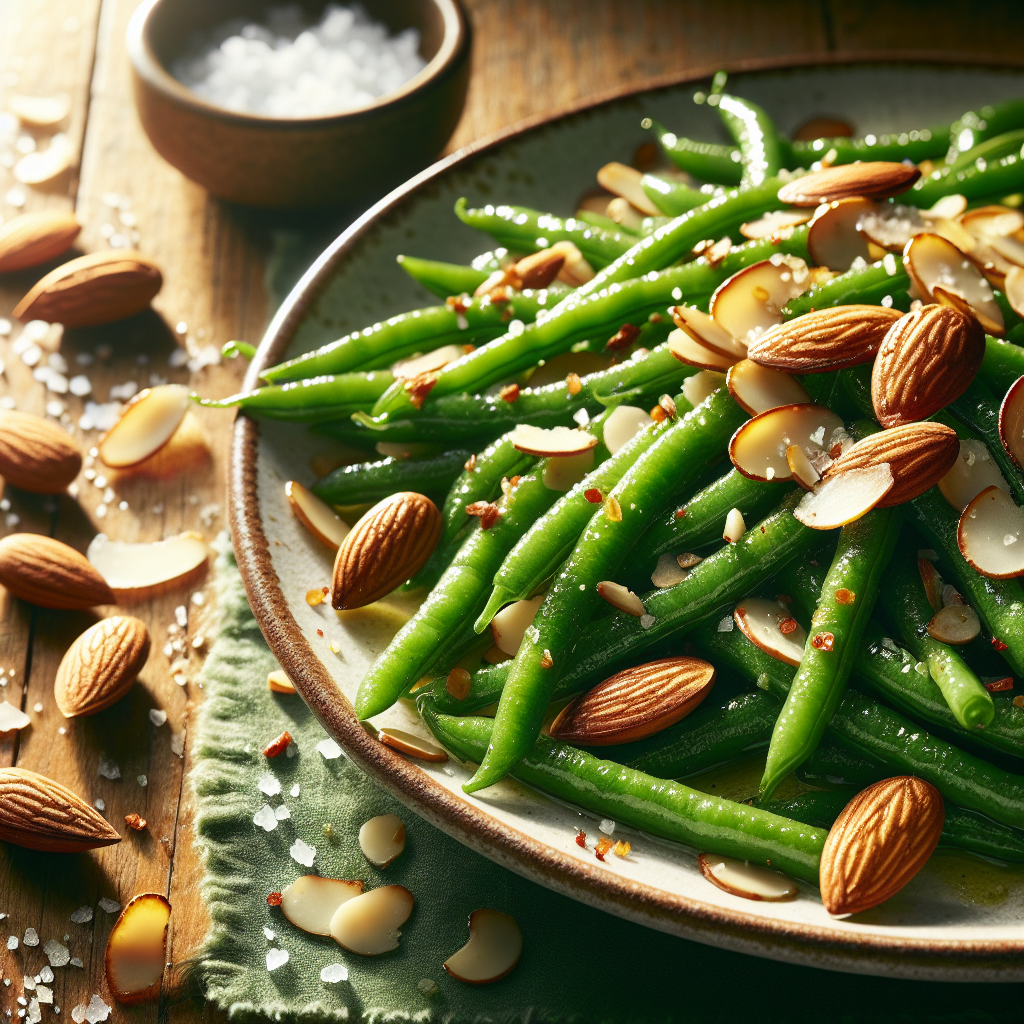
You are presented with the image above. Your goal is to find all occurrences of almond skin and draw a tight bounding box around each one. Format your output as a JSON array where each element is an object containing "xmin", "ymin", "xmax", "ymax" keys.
[
  {"xmin": 14, "ymin": 250, "xmax": 162, "ymax": 328},
  {"xmin": 871, "ymin": 304, "xmax": 985, "ymax": 428},
  {"xmin": 821, "ymin": 422, "xmax": 960, "ymax": 506},
  {"xmin": 332, "ymin": 491, "xmax": 441, "ymax": 609},
  {"xmin": 820, "ymin": 776, "xmax": 944, "ymax": 916},
  {"xmin": 748, "ymin": 306, "xmax": 901, "ymax": 373},
  {"xmin": 55, "ymin": 616, "xmax": 151, "ymax": 718},
  {"xmin": 0, "ymin": 766, "xmax": 121, "ymax": 852},
  {"xmin": 548, "ymin": 656, "xmax": 716, "ymax": 745},
  {"xmin": 0, "ymin": 533, "xmax": 115, "ymax": 609},
  {"xmin": 777, "ymin": 162, "xmax": 921, "ymax": 207},
  {"xmin": 0, "ymin": 210, "xmax": 81, "ymax": 273},
  {"xmin": 0, "ymin": 409, "xmax": 82, "ymax": 493}
]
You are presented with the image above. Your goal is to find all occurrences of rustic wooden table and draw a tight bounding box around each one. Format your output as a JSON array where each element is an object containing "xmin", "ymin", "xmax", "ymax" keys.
[{"xmin": 0, "ymin": 1, "xmax": 1021, "ymax": 1021}]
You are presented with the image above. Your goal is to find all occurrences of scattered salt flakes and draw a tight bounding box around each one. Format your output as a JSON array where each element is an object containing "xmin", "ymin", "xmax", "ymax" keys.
[
  {"xmin": 262, "ymin": 926, "xmax": 275, "ymax": 941},
  {"xmin": 6, "ymin": 937, "xmax": 17, "ymax": 950},
  {"xmin": 258, "ymin": 772, "xmax": 281, "ymax": 796},
  {"xmin": 289, "ymin": 838, "xmax": 316, "ymax": 867},
  {"xmin": 71, "ymin": 1007, "xmax": 86, "ymax": 1024},
  {"xmin": 640, "ymin": 613, "xmax": 656, "ymax": 630},
  {"xmin": 23, "ymin": 978, "xmax": 35, "ymax": 991},
  {"xmin": 97, "ymin": 898, "xmax": 120, "ymax": 914},
  {"xmin": 57, "ymin": 726, "xmax": 66, "ymax": 736},
  {"xmin": 108, "ymin": 381, "xmax": 137, "ymax": 402},
  {"xmin": 285, "ymin": 739, "xmax": 298, "ymax": 758},
  {"xmin": 45, "ymin": 401, "xmax": 65, "ymax": 418},
  {"xmin": 168, "ymin": 348, "xmax": 189, "ymax": 368},
  {"xmin": 0, "ymin": 702, "xmax": 30, "ymax": 731},
  {"xmin": 191, "ymin": 591, "xmax": 204, "ymax": 606},
  {"xmin": 266, "ymin": 948, "xmax": 289, "ymax": 971},
  {"xmin": 599, "ymin": 819, "xmax": 616, "ymax": 835},
  {"xmin": 717, "ymin": 615, "xmax": 735, "ymax": 632},
  {"xmin": 97, "ymin": 755, "xmax": 120, "ymax": 780},
  {"xmin": 290, "ymin": 784, "xmax": 300, "ymax": 798},
  {"xmin": 68, "ymin": 376, "xmax": 91, "ymax": 397},
  {"xmin": 23, "ymin": 928, "xmax": 38, "ymax": 947},
  {"xmin": 0, "ymin": 397, "xmax": 15, "ymax": 410},
  {"xmin": 38, "ymin": 969, "xmax": 52, "ymax": 984},
  {"xmin": 78, "ymin": 402, "xmax": 121, "ymax": 433},
  {"xmin": 26, "ymin": 1000, "xmax": 39, "ymax": 1024},
  {"xmin": 36, "ymin": 988, "xmax": 51, "ymax": 1006},
  {"xmin": 93, "ymin": 798, "xmax": 105, "ymax": 811},
  {"xmin": 187, "ymin": 345, "xmax": 222, "ymax": 373},
  {"xmin": 175, "ymin": 606, "xmax": 188, "ymax": 629},
  {"xmin": 148, "ymin": 709, "xmax": 167, "ymax": 727},
  {"xmin": 75, "ymin": 352, "xmax": 93, "ymax": 366},
  {"xmin": 5, "ymin": 188, "xmax": 25, "ymax": 208},
  {"xmin": 84, "ymin": 995, "xmax": 109, "ymax": 1023},
  {"xmin": 170, "ymin": 732, "xmax": 184, "ymax": 756},
  {"xmin": 175, "ymin": 321, "xmax": 187, "ymax": 335},
  {"xmin": 5, "ymin": 514, "xmax": 19, "ymax": 528},
  {"xmin": 316, "ymin": 738, "xmax": 342, "ymax": 760},
  {"xmin": 137, "ymin": 775, "xmax": 147, "ymax": 787},
  {"xmin": 274, "ymin": 805, "xmax": 290, "ymax": 821},
  {"xmin": 253, "ymin": 806, "xmax": 278, "ymax": 832},
  {"xmin": 0, "ymin": 320, "xmax": 10, "ymax": 336},
  {"xmin": 32, "ymin": 703, "xmax": 41, "ymax": 714},
  {"xmin": 69, "ymin": 906, "xmax": 93, "ymax": 924},
  {"xmin": 69, "ymin": 958, "xmax": 83, "ymax": 968},
  {"xmin": 19, "ymin": 344, "xmax": 41, "ymax": 367},
  {"xmin": 94, "ymin": 505, "xmax": 107, "ymax": 519},
  {"xmin": 417, "ymin": 979, "xmax": 439, "ymax": 997},
  {"xmin": 320, "ymin": 963, "xmax": 348, "ymax": 983}
]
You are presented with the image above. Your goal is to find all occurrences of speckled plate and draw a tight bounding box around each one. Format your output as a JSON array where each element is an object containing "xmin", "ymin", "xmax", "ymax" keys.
[{"xmin": 231, "ymin": 57, "xmax": 1024, "ymax": 981}]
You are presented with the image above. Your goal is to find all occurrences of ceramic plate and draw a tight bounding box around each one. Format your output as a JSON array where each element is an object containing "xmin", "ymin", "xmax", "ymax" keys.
[{"xmin": 231, "ymin": 58, "xmax": 1024, "ymax": 981}]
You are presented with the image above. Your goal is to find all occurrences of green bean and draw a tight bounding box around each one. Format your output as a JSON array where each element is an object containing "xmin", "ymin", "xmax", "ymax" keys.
[
  {"xmin": 907, "ymin": 144, "xmax": 1024, "ymax": 208},
  {"xmin": 420, "ymin": 699, "xmax": 827, "ymax": 883},
  {"xmin": 641, "ymin": 173, "xmax": 711, "ymax": 216},
  {"xmin": 945, "ymin": 100, "xmax": 1024, "ymax": 164},
  {"xmin": 760, "ymin": 508, "xmax": 901, "ymax": 799},
  {"xmin": 909, "ymin": 488, "xmax": 1024, "ymax": 677},
  {"xmin": 979, "ymin": 334, "xmax": 1024, "ymax": 395},
  {"xmin": 645, "ymin": 118, "xmax": 743, "ymax": 186},
  {"xmin": 715, "ymin": 92, "xmax": 785, "ymax": 189},
  {"xmin": 947, "ymin": 128, "xmax": 1024, "ymax": 175},
  {"xmin": 311, "ymin": 448, "xmax": 470, "ymax": 507},
  {"xmin": 575, "ymin": 210, "xmax": 639, "ymax": 236},
  {"xmin": 396, "ymin": 254, "xmax": 491, "ymax": 299},
  {"xmin": 222, "ymin": 340, "xmax": 257, "ymax": 360},
  {"xmin": 782, "ymin": 258, "xmax": 911, "ymax": 319},
  {"xmin": 880, "ymin": 543, "xmax": 994, "ymax": 731},
  {"xmin": 464, "ymin": 388, "xmax": 749, "ymax": 792}
]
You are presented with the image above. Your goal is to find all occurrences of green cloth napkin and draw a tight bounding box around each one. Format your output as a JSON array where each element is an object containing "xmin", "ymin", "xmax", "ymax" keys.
[{"xmin": 190, "ymin": 544, "xmax": 1022, "ymax": 1024}]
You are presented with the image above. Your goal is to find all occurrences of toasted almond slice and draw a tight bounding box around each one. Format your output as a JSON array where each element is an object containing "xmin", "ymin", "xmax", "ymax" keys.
[
  {"xmin": 329, "ymin": 885, "xmax": 414, "ymax": 956},
  {"xmin": 986, "ymin": 233, "xmax": 1024, "ymax": 271},
  {"xmin": 739, "ymin": 210, "xmax": 812, "ymax": 240},
  {"xmin": 920, "ymin": 194, "xmax": 968, "ymax": 221},
  {"xmin": 596, "ymin": 162, "xmax": 661, "ymax": 216},
  {"xmin": 808, "ymin": 197, "xmax": 875, "ymax": 270},
  {"xmin": 104, "ymin": 894, "xmax": 170, "ymax": 1005},
  {"xmin": 13, "ymin": 134, "xmax": 73, "ymax": 186},
  {"xmin": 932, "ymin": 284, "xmax": 1005, "ymax": 337},
  {"xmin": 726, "ymin": 359, "xmax": 809, "ymax": 415},
  {"xmin": 492, "ymin": 596, "xmax": 544, "ymax": 656},
  {"xmin": 722, "ymin": 507, "xmax": 746, "ymax": 543},
  {"xmin": 596, "ymin": 580, "xmax": 646, "ymax": 617},
  {"xmin": 786, "ymin": 444, "xmax": 820, "ymax": 490},
  {"xmin": 391, "ymin": 344, "xmax": 466, "ymax": 380},
  {"xmin": 667, "ymin": 327, "xmax": 738, "ymax": 371},
  {"xmin": 957, "ymin": 485, "xmax": 1024, "ymax": 579},
  {"xmin": 777, "ymin": 162, "xmax": 921, "ymax": 206},
  {"xmin": 999, "ymin": 375, "xmax": 1024, "ymax": 472},
  {"xmin": 938, "ymin": 439, "xmax": 1010, "ymax": 512},
  {"xmin": 359, "ymin": 814, "xmax": 406, "ymax": 868},
  {"xmin": 87, "ymin": 532, "xmax": 208, "ymax": 601},
  {"xmin": 543, "ymin": 447, "xmax": 595, "ymax": 491},
  {"xmin": 281, "ymin": 876, "xmax": 363, "ymax": 936},
  {"xmin": 511, "ymin": 424, "xmax": 598, "ymax": 457},
  {"xmin": 511, "ymin": 248, "xmax": 566, "ymax": 290},
  {"xmin": 1005, "ymin": 266, "xmax": 1024, "ymax": 320},
  {"xmin": 9, "ymin": 93, "xmax": 71, "ymax": 126},
  {"xmin": 378, "ymin": 728, "xmax": 448, "ymax": 763},
  {"xmin": 734, "ymin": 598, "xmax": 806, "ymax": 666},
  {"xmin": 444, "ymin": 909, "xmax": 522, "ymax": 984},
  {"xmin": 794, "ymin": 464, "xmax": 894, "ymax": 530},
  {"xmin": 268, "ymin": 669, "xmax": 296, "ymax": 694},
  {"xmin": 602, "ymin": 404, "xmax": 653, "ymax": 455},
  {"xmin": 681, "ymin": 369, "xmax": 726, "ymax": 407},
  {"xmin": 285, "ymin": 480, "xmax": 350, "ymax": 548},
  {"xmin": 670, "ymin": 304, "xmax": 746, "ymax": 359},
  {"xmin": 928, "ymin": 602, "xmax": 981, "ymax": 644},
  {"xmin": 651, "ymin": 553, "xmax": 689, "ymax": 588},
  {"xmin": 698, "ymin": 852, "xmax": 799, "ymax": 902},
  {"xmin": 919, "ymin": 557, "xmax": 944, "ymax": 613},
  {"xmin": 960, "ymin": 205, "xmax": 1024, "ymax": 241},
  {"xmin": 903, "ymin": 233, "xmax": 1005, "ymax": 336},
  {"xmin": 708, "ymin": 258, "xmax": 808, "ymax": 347},
  {"xmin": 550, "ymin": 240, "xmax": 595, "ymax": 286},
  {"xmin": 98, "ymin": 385, "xmax": 190, "ymax": 469},
  {"xmin": 549, "ymin": 656, "xmax": 715, "ymax": 745},
  {"xmin": 729, "ymin": 403, "xmax": 844, "ymax": 483}
]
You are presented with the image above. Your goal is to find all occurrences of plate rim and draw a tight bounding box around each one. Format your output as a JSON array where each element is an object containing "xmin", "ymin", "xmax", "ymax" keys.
[{"xmin": 230, "ymin": 52, "xmax": 1024, "ymax": 980}]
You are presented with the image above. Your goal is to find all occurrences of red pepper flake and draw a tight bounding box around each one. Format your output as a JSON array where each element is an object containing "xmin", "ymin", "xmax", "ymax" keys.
[
  {"xmin": 674, "ymin": 507, "xmax": 687, "ymax": 519},
  {"xmin": 829, "ymin": 442, "xmax": 844, "ymax": 459},
  {"xmin": 267, "ymin": 892, "xmax": 283, "ymax": 907},
  {"xmin": 566, "ymin": 372, "xmax": 583, "ymax": 396},
  {"xmin": 605, "ymin": 322, "xmax": 642, "ymax": 353},
  {"xmin": 986, "ymin": 677, "xmax": 1014, "ymax": 693},
  {"xmin": 404, "ymin": 371, "xmax": 438, "ymax": 409},
  {"xmin": 779, "ymin": 617, "xmax": 799, "ymax": 635},
  {"xmin": 540, "ymin": 649, "xmax": 554, "ymax": 669},
  {"xmin": 499, "ymin": 383, "xmax": 520, "ymax": 403},
  {"xmin": 466, "ymin": 500, "xmax": 500, "ymax": 529},
  {"xmin": 811, "ymin": 631, "xmax": 835, "ymax": 652},
  {"xmin": 445, "ymin": 294, "xmax": 469, "ymax": 314},
  {"xmin": 464, "ymin": 453, "xmax": 477, "ymax": 472},
  {"xmin": 835, "ymin": 588, "xmax": 856, "ymax": 605},
  {"xmin": 612, "ymin": 840, "xmax": 631, "ymax": 858},
  {"xmin": 317, "ymin": 628, "xmax": 324, "ymax": 637},
  {"xmin": 575, "ymin": 831, "xmax": 587, "ymax": 848},
  {"xmin": 584, "ymin": 488, "xmax": 603, "ymax": 504},
  {"xmin": 500, "ymin": 474, "xmax": 522, "ymax": 499},
  {"xmin": 993, "ymin": 638, "xmax": 1009, "ymax": 652},
  {"xmin": 650, "ymin": 404, "xmax": 667, "ymax": 423},
  {"xmin": 595, "ymin": 837, "xmax": 614, "ymax": 861},
  {"xmin": 462, "ymin": 343, "xmax": 476, "ymax": 354},
  {"xmin": 306, "ymin": 588, "xmax": 325, "ymax": 606},
  {"xmin": 648, "ymin": 312, "xmax": 663, "ymax": 323},
  {"xmin": 124, "ymin": 813, "xmax": 147, "ymax": 831},
  {"xmin": 263, "ymin": 730, "xmax": 293, "ymax": 757},
  {"xmin": 658, "ymin": 394, "xmax": 678, "ymax": 419},
  {"xmin": 489, "ymin": 285, "xmax": 511, "ymax": 304}
]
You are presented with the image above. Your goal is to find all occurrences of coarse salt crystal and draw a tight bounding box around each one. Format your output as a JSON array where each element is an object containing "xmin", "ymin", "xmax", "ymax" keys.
[
  {"xmin": 69, "ymin": 906, "xmax": 92, "ymax": 924},
  {"xmin": 290, "ymin": 838, "xmax": 316, "ymax": 866},
  {"xmin": 70, "ymin": 1008, "xmax": 86, "ymax": 1024},
  {"xmin": 68, "ymin": 376, "xmax": 92, "ymax": 397},
  {"xmin": 717, "ymin": 615, "xmax": 734, "ymax": 632},
  {"xmin": 84, "ymin": 995, "xmax": 109, "ymax": 1023},
  {"xmin": 97, "ymin": 898, "xmax": 120, "ymax": 914},
  {"xmin": 6, "ymin": 936, "xmax": 17, "ymax": 950},
  {"xmin": 290, "ymin": 784, "xmax": 300, "ymax": 797},
  {"xmin": 258, "ymin": 772, "xmax": 281, "ymax": 796},
  {"xmin": 274, "ymin": 805, "xmax": 290, "ymax": 820},
  {"xmin": 23, "ymin": 928, "xmax": 38, "ymax": 946},
  {"xmin": 44, "ymin": 942, "xmax": 69, "ymax": 968},
  {"xmin": 97, "ymin": 756, "xmax": 120, "ymax": 780},
  {"xmin": 599, "ymin": 819, "xmax": 616, "ymax": 835},
  {"xmin": 316, "ymin": 738, "xmax": 342, "ymax": 760},
  {"xmin": 93, "ymin": 799, "xmax": 105, "ymax": 811},
  {"xmin": 149, "ymin": 709, "xmax": 167, "ymax": 727},
  {"xmin": 39, "ymin": 969, "xmax": 52, "ymax": 985},
  {"xmin": 36, "ymin": 988, "xmax": 52, "ymax": 1006},
  {"xmin": 321, "ymin": 963, "xmax": 348, "ymax": 983},
  {"xmin": 266, "ymin": 948, "xmax": 289, "ymax": 972},
  {"xmin": 253, "ymin": 806, "xmax": 278, "ymax": 832},
  {"xmin": 262, "ymin": 926, "xmax": 275, "ymax": 941}
]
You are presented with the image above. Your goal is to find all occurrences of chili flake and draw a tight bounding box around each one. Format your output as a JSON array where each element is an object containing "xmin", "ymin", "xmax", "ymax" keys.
[
  {"xmin": 445, "ymin": 294, "xmax": 469, "ymax": 314},
  {"xmin": 540, "ymin": 649, "xmax": 554, "ymax": 669},
  {"xmin": 605, "ymin": 322, "xmax": 641, "ymax": 353},
  {"xmin": 993, "ymin": 638, "xmax": 1009, "ymax": 652},
  {"xmin": 404, "ymin": 370, "xmax": 438, "ymax": 409},
  {"xmin": 464, "ymin": 454, "xmax": 477, "ymax": 472},
  {"xmin": 674, "ymin": 507, "xmax": 687, "ymax": 519},
  {"xmin": 124, "ymin": 813, "xmax": 147, "ymax": 831},
  {"xmin": 650, "ymin": 404, "xmax": 667, "ymax": 423},
  {"xmin": 612, "ymin": 840, "xmax": 631, "ymax": 858},
  {"xmin": 811, "ymin": 631, "xmax": 835, "ymax": 652},
  {"xmin": 306, "ymin": 588, "xmax": 325, "ymax": 606},
  {"xmin": 605, "ymin": 496, "xmax": 622, "ymax": 522},
  {"xmin": 466, "ymin": 500, "xmax": 500, "ymax": 529},
  {"xmin": 264, "ymin": 730, "xmax": 293, "ymax": 757},
  {"xmin": 499, "ymin": 383, "xmax": 520, "ymax": 403},
  {"xmin": 462, "ymin": 343, "xmax": 475, "ymax": 354},
  {"xmin": 584, "ymin": 488, "xmax": 603, "ymax": 503},
  {"xmin": 267, "ymin": 892, "xmax": 283, "ymax": 907},
  {"xmin": 575, "ymin": 831, "xmax": 587, "ymax": 848},
  {"xmin": 779, "ymin": 617, "xmax": 799, "ymax": 635},
  {"xmin": 566, "ymin": 372, "xmax": 583, "ymax": 396},
  {"xmin": 985, "ymin": 677, "xmax": 1014, "ymax": 693},
  {"xmin": 317, "ymin": 628, "xmax": 324, "ymax": 637},
  {"xmin": 595, "ymin": 837, "xmax": 614, "ymax": 861},
  {"xmin": 446, "ymin": 667, "xmax": 471, "ymax": 701},
  {"xmin": 500, "ymin": 475, "xmax": 521, "ymax": 498},
  {"xmin": 835, "ymin": 588, "xmax": 856, "ymax": 605}
]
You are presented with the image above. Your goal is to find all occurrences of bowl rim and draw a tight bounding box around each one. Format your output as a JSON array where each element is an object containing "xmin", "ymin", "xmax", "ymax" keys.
[
  {"xmin": 230, "ymin": 51, "xmax": 1024, "ymax": 980},
  {"xmin": 126, "ymin": 0, "xmax": 468, "ymax": 128}
]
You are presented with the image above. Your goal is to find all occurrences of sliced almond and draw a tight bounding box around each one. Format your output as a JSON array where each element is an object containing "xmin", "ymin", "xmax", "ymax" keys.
[
  {"xmin": 667, "ymin": 327, "xmax": 737, "ymax": 372},
  {"xmin": 105, "ymin": 893, "xmax": 170, "ymax": 1005},
  {"xmin": 722, "ymin": 506, "xmax": 746, "ymax": 543},
  {"xmin": 511, "ymin": 424, "xmax": 598, "ymax": 458},
  {"xmin": 444, "ymin": 909, "xmax": 522, "ymax": 984},
  {"xmin": 0, "ymin": 408, "xmax": 83, "ymax": 493},
  {"xmin": 920, "ymin": 194, "xmax": 968, "ymax": 221},
  {"xmin": 807, "ymin": 197, "xmax": 874, "ymax": 271},
  {"xmin": 281, "ymin": 876, "xmax": 363, "ymax": 936},
  {"xmin": 669, "ymin": 304, "xmax": 746, "ymax": 360},
  {"xmin": 596, "ymin": 580, "xmax": 646, "ymax": 617},
  {"xmin": 391, "ymin": 344, "xmax": 466, "ymax": 380},
  {"xmin": 9, "ymin": 93, "xmax": 71, "ymax": 127},
  {"xmin": 932, "ymin": 284, "xmax": 1005, "ymax": 338},
  {"xmin": 999, "ymin": 374, "xmax": 1024, "ymax": 472},
  {"xmin": 606, "ymin": 197, "xmax": 645, "ymax": 231},
  {"xmin": 739, "ymin": 210, "xmax": 811, "ymax": 240},
  {"xmin": 960, "ymin": 205, "xmax": 1024, "ymax": 242},
  {"xmin": 492, "ymin": 595, "xmax": 544, "ymax": 656},
  {"xmin": 602, "ymin": 405, "xmax": 653, "ymax": 455},
  {"xmin": 651, "ymin": 552, "xmax": 689, "ymax": 588},
  {"xmin": 87, "ymin": 532, "xmax": 208, "ymax": 601},
  {"xmin": 939, "ymin": 439, "xmax": 1010, "ymax": 512},
  {"xmin": 734, "ymin": 598, "xmax": 806, "ymax": 666},
  {"xmin": 698, "ymin": 852, "xmax": 799, "ymax": 902},
  {"xmin": 14, "ymin": 134, "xmax": 73, "ymax": 186},
  {"xmin": 927, "ymin": 602, "xmax": 982, "ymax": 644},
  {"xmin": 957, "ymin": 485, "xmax": 1024, "ymax": 579},
  {"xmin": 596, "ymin": 162, "xmax": 662, "ymax": 216},
  {"xmin": 919, "ymin": 557, "xmax": 944, "ymax": 613},
  {"xmin": 708, "ymin": 258, "xmax": 808, "ymax": 348},
  {"xmin": 268, "ymin": 669, "xmax": 296, "ymax": 694},
  {"xmin": 511, "ymin": 248, "xmax": 566, "ymax": 290},
  {"xmin": 729, "ymin": 403, "xmax": 844, "ymax": 483},
  {"xmin": 285, "ymin": 481, "xmax": 350, "ymax": 548},
  {"xmin": 98, "ymin": 384, "xmax": 190, "ymax": 469},
  {"xmin": 856, "ymin": 202, "xmax": 925, "ymax": 253},
  {"xmin": 550, "ymin": 241, "xmax": 594, "ymax": 286},
  {"xmin": 549, "ymin": 656, "xmax": 715, "ymax": 745},
  {"xmin": 794, "ymin": 463, "xmax": 894, "ymax": 530},
  {"xmin": 786, "ymin": 444, "xmax": 820, "ymax": 490},
  {"xmin": 0, "ymin": 533, "xmax": 114, "ymax": 609},
  {"xmin": 329, "ymin": 885, "xmax": 414, "ymax": 955},
  {"xmin": 726, "ymin": 359, "xmax": 809, "ymax": 415},
  {"xmin": 681, "ymin": 369, "xmax": 726, "ymax": 408},
  {"xmin": 777, "ymin": 162, "xmax": 921, "ymax": 207},
  {"xmin": 378, "ymin": 727, "xmax": 448, "ymax": 763},
  {"xmin": 542, "ymin": 448, "xmax": 595, "ymax": 491},
  {"xmin": 0, "ymin": 210, "xmax": 81, "ymax": 274},
  {"xmin": 358, "ymin": 814, "xmax": 406, "ymax": 868}
]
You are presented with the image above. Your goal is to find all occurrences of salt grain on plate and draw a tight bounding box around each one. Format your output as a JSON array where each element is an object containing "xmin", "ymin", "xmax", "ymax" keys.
[
  {"xmin": 6, "ymin": 936, "xmax": 17, "ymax": 950},
  {"xmin": 69, "ymin": 958, "xmax": 83, "ymax": 968},
  {"xmin": 257, "ymin": 772, "xmax": 281, "ymax": 796},
  {"xmin": 84, "ymin": 995, "xmax": 109, "ymax": 1023},
  {"xmin": 70, "ymin": 1008, "xmax": 86, "ymax": 1024},
  {"xmin": 274, "ymin": 804, "xmax": 290, "ymax": 820},
  {"xmin": 97, "ymin": 756, "xmax": 120, "ymax": 780},
  {"xmin": 93, "ymin": 799, "xmax": 105, "ymax": 811},
  {"xmin": 289, "ymin": 838, "xmax": 316, "ymax": 866},
  {"xmin": 69, "ymin": 906, "xmax": 92, "ymax": 924},
  {"xmin": 266, "ymin": 948, "xmax": 289, "ymax": 972},
  {"xmin": 262, "ymin": 926, "xmax": 275, "ymax": 941},
  {"xmin": 320, "ymin": 963, "xmax": 348, "ymax": 983},
  {"xmin": 148, "ymin": 709, "xmax": 167, "ymax": 727},
  {"xmin": 290, "ymin": 784, "xmax": 300, "ymax": 797},
  {"xmin": 37, "ymin": 988, "xmax": 52, "ymax": 1006},
  {"xmin": 316, "ymin": 738, "xmax": 342, "ymax": 760},
  {"xmin": 39, "ymin": 969, "xmax": 52, "ymax": 985},
  {"xmin": 253, "ymin": 805, "xmax": 278, "ymax": 832},
  {"xmin": 137, "ymin": 775, "xmax": 147, "ymax": 787},
  {"xmin": 23, "ymin": 928, "xmax": 38, "ymax": 947},
  {"xmin": 97, "ymin": 898, "xmax": 120, "ymax": 914},
  {"xmin": 68, "ymin": 376, "xmax": 92, "ymax": 397}
]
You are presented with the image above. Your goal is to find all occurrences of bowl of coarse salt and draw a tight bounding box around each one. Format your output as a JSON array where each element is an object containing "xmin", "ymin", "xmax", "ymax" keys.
[{"xmin": 127, "ymin": 0, "xmax": 470, "ymax": 208}]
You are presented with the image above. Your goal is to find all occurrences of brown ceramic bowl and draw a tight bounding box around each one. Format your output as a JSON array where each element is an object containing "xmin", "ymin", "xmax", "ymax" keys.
[{"xmin": 127, "ymin": 0, "xmax": 470, "ymax": 208}]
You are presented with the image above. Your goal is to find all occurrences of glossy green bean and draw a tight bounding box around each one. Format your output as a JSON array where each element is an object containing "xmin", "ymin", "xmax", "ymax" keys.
[
  {"xmin": 715, "ymin": 92, "xmax": 785, "ymax": 189},
  {"xmin": 645, "ymin": 118, "xmax": 743, "ymax": 186},
  {"xmin": 945, "ymin": 100, "xmax": 1024, "ymax": 164},
  {"xmin": 311, "ymin": 448, "xmax": 470, "ymax": 506},
  {"xmin": 978, "ymin": 334, "xmax": 1024, "ymax": 396},
  {"xmin": 782, "ymin": 257, "xmax": 911, "ymax": 319},
  {"xmin": 947, "ymin": 127, "xmax": 1024, "ymax": 175},
  {"xmin": 640, "ymin": 173, "xmax": 711, "ymax": 216},
  {"xmin": 396, "ymin": 254, "xmax": 491, "ymax": 299},
  {"xmin": 575, "ymin": 210, "xmax": 639, "ymax": 236},
  {"xmin": 907, "ymin": 144, "xmax": 1024, "ymax": 208}
]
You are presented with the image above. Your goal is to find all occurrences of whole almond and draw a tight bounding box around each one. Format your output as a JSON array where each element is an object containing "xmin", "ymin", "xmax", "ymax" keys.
[
  {"xmin": 0, "ymin": 409, "xmax": 82, "ymax": 493},
  {"xmin": 14, "ymin": 250, "xmax": 162, "ymax": 328},
  {"xmin": 871, "ymin": 304, "xmax": 985, "ymax": 427},
  {"xmin": 0, "ymin": 533, "xmax": 115, "ymax": 609},
  {"xmin": 549, "ymin": 656, "xmax": 715, "ymax": 745},
  {"xmin": 332, "ymin": 491, "xmax": 441, "ymax": 609},
  {"xmin": 749, "ymin": 305, "xmax": 902, "ymax": 373},
  {"xmin": 778, "ymin": 162, "xmax": 921, "ymax": 207},
  {"xmin": 819, "ymin": 776, "xmax": 944, "ymax": 915},
  {"xmin": 0, "ymin": 766, "xmax": 121, "ymax": 852},
  {"xmin": 821, "ymin": 422, "xmax": 960, "ymax": 506},
  {"xmin": 55, "ymin": 616, "xmax": 151, "ymax": 718},
  {"xmin": 0, "ymin": 209, "xmax": 81, "ymax": 273}
]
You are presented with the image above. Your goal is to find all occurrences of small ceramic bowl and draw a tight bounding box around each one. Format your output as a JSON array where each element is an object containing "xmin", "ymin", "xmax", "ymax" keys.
[{"xmin": 127, "ymin": 0, "xmax": 470, "ymax": 208}]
